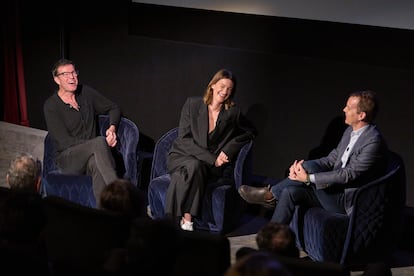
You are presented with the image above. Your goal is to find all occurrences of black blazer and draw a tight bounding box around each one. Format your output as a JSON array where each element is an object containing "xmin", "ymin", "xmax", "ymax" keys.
[{"xmin": 168, "ymin": 97, "xmax": 255, "ymax": 166}]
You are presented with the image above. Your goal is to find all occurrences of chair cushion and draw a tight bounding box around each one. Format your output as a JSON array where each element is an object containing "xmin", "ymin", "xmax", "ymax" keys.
[
  {"xmin": 199, "ymin": 180, "xmax": 238, "ymax": 233},
  {"xmin": 42, "ymin": 174, "xmax": 96, "ymax": 208},
  {"xmin": 290, "ymin": 206, "xmax": 349, "ymax": 263}
]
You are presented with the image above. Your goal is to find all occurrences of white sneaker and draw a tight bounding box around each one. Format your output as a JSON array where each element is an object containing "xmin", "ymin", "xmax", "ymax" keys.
[
  {"xmin": 180, "ymin": 219, "xmax": 194, "ymax": 231},
  {"xmin": 147, "ymin": 205, "xmax": 153, "ymax": 219}
]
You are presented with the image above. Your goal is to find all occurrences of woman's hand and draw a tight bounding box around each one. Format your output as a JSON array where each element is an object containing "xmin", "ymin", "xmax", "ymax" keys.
[{"xmin": 215, "ymin": 151, "xmax": 229, "ymax": 167}]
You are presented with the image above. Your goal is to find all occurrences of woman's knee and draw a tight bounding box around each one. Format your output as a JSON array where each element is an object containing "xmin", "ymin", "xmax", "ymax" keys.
[
  {"xmin": 181, "ymin": 159, "xmax": 208, "ymax": 182},
  {"xmin": 186, "ymin": 158, "xmax": 205, "ymax": 172}
]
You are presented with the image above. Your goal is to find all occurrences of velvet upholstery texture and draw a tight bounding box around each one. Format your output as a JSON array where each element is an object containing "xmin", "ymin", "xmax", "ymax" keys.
[
  {"xmin": 289, "ymin": 151, "xmax": 406, "ymax": 267},
  {"xmin": 147, "ymin": 127, "xmax": 253, "ymax": 234},
  {"xmin": 41, "ymin": 115, "xmax": 140, "ymax": 208}
]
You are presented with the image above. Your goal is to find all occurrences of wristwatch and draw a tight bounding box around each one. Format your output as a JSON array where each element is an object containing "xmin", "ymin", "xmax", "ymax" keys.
[{"xmin": 304, "ymin": 174, "xmax": 311, "ymax": 186}]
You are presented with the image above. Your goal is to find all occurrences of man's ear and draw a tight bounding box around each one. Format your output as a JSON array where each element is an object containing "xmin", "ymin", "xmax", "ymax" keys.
[
  {"xmin": 359, "ymin": 111, "xmax": 367, "ymax": 121},
  {"xmin": 53, "ymin": 76, "xmax": 61, "ymax": 86}
]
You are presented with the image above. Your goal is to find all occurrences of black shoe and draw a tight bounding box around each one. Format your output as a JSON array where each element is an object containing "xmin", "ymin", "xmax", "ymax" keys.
[{"xmin": 238, "ymin": 185, "xmax": 276, "ymax": 209}]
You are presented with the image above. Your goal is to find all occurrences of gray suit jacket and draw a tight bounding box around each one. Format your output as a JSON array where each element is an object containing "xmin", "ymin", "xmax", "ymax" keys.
[
  {"xmin": 168, "ymin": 97, "xmax": 255, "ymax": 167},
  {"xmin": 304, "ymin": 124, "xmax": 388, "ymax": 190},
  {"xmin": 303, "ymin": 124, "xmax": 388, "ymax": 215}
]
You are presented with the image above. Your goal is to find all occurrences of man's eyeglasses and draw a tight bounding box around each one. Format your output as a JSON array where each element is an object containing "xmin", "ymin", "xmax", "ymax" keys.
[{"xmin": 56, "ymin": 70, "xmax": 79, "ymax": 78}]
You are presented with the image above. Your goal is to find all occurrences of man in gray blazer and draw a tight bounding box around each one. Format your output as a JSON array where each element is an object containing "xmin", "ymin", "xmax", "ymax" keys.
[{"xmin": 239, "ymin": 90, "xmax": 388, "ymax": 223}]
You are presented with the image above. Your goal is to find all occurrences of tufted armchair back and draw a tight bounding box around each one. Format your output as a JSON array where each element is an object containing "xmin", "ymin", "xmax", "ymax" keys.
[
  {"xmin": 340, "ymin": 151, "xmax": 406, "ymax": 265},
  {"xmin": 149, "ymin": 127, "xmax": 178, "ymax": 181},
  {"xmin": 98, "ymin": 115, "xmax": 140, "ymax": 185}
]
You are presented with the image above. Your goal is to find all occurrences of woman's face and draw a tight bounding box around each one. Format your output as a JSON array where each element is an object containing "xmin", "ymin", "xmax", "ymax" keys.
[{"xmin": 211, "ymin": 78, "xmax": 233, "ymax": 104}]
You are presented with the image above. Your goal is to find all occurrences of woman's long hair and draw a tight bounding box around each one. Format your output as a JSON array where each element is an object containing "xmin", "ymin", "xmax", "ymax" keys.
[{"xmin": 203, "ymin": 69, "xmax": 236, "ymax": 110}]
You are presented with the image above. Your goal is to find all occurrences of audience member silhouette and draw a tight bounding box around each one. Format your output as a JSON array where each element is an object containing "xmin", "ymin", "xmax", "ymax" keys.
[
  {"xmin": 236, "ymin": 222, "xmax": 299, "ymax": 261},
  {"xmin": 103, "ymin": 217, "xmax": 179, "ymax": 275},
  {"xmin": 100, "ymin": 178, "xmax": 147, "ymax": 219},
  {"xmin": 6, "ymin": 152, "xmax": 42, "ymax": 192},
  {"xmin": 225, "ymin": 250, "xmax": 292, "ymax": 276},
  {"xmin": 0, "ymin": 153, "xmax": 48, "ymax": 275},
  {"xmin": 256, "ymin": 222, "xmax": 300, "ymax": 258},
  {"xmin": 236, "ymin": 222, "xmax": 390, "ymax": 276}
]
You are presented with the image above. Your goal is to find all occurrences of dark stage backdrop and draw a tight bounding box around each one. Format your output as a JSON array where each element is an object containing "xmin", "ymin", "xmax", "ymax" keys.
[{"xmin": 18, "ymin": 0, "xmax": 414, "ymax": 206}]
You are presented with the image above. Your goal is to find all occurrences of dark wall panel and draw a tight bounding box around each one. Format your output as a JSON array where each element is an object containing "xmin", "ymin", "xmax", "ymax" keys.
[
  {"xmin": 129, "ymin": 2, "xmax": 414, "ymax": 70},
  {"xmin": 19, "ymin": 0, "xmax": 414, "ymax": 206}
]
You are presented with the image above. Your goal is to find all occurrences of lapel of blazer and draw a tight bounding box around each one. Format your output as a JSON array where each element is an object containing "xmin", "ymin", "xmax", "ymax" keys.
[
  {"xmin": 334, "ymin": 125, "xmax": 373, "ymax": 168},
  {"xmin": 334, "ymin": 127, "xmax": 352, "ymax": 169},
  {"xmin": 196, "ymin": 101, "xmax": 208, "ymax": 147},
  {"xmin": 349, "ymin": 124, "xmax": 373, "ymax": 155}
]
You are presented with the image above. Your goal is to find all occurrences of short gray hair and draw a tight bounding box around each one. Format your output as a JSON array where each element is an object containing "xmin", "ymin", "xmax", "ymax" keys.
[{"xmin": 7, "ymin": 153, "xmax": 41, "ymax": 191}]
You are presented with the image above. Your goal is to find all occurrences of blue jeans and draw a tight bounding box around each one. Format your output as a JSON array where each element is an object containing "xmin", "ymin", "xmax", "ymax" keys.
[{"xmin": 269, "ymin": 160, "xmax": 346, "ymax": 223}]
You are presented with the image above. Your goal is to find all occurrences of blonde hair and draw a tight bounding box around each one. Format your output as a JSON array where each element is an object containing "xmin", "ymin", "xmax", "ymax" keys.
[{"xmin": 203, "ymin": 69, "xmax": 236, "ymax": 110}]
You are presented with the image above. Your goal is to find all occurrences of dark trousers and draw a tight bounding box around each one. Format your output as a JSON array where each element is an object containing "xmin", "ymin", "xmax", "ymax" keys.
[
  {"xmin": 270, "ymin": 161, "xmax": 346, "ymax": 224},
  {"xmin": 165, "ymin": 153, "xmax": 221, "ymax": 219},
  {"xmin": 56, "ymin": 136, "xmax": 118, "ymax": 206}
]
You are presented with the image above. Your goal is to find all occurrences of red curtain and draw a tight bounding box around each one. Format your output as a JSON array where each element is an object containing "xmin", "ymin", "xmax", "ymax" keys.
[{"xmin": 2, "ymin": 0, "xmax": 29, "ymax": 126}]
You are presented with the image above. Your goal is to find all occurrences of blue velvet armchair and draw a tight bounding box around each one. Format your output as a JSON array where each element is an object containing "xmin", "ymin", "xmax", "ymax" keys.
[
  {"xmin": 289, "ymin": 151, "xmax": 406, "ymax": 267},
  {"xmin": 41, "ymin": 115, "xmax": 140, "ymax": 208},
  {"xmin": 147, "ymin": 127, "xmax": 253, "ymax": 234}
]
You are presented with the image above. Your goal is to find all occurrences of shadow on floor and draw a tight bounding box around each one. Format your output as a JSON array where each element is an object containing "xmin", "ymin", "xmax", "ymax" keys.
[{"xmin": 226, "ymin": 205, "xmax": 270, "ymax": 237}]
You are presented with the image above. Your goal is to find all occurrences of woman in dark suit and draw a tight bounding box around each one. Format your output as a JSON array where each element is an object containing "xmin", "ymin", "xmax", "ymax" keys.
[{"xmin": 165, "ymin": 69, "xmax": 256, "ymax": 231}]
